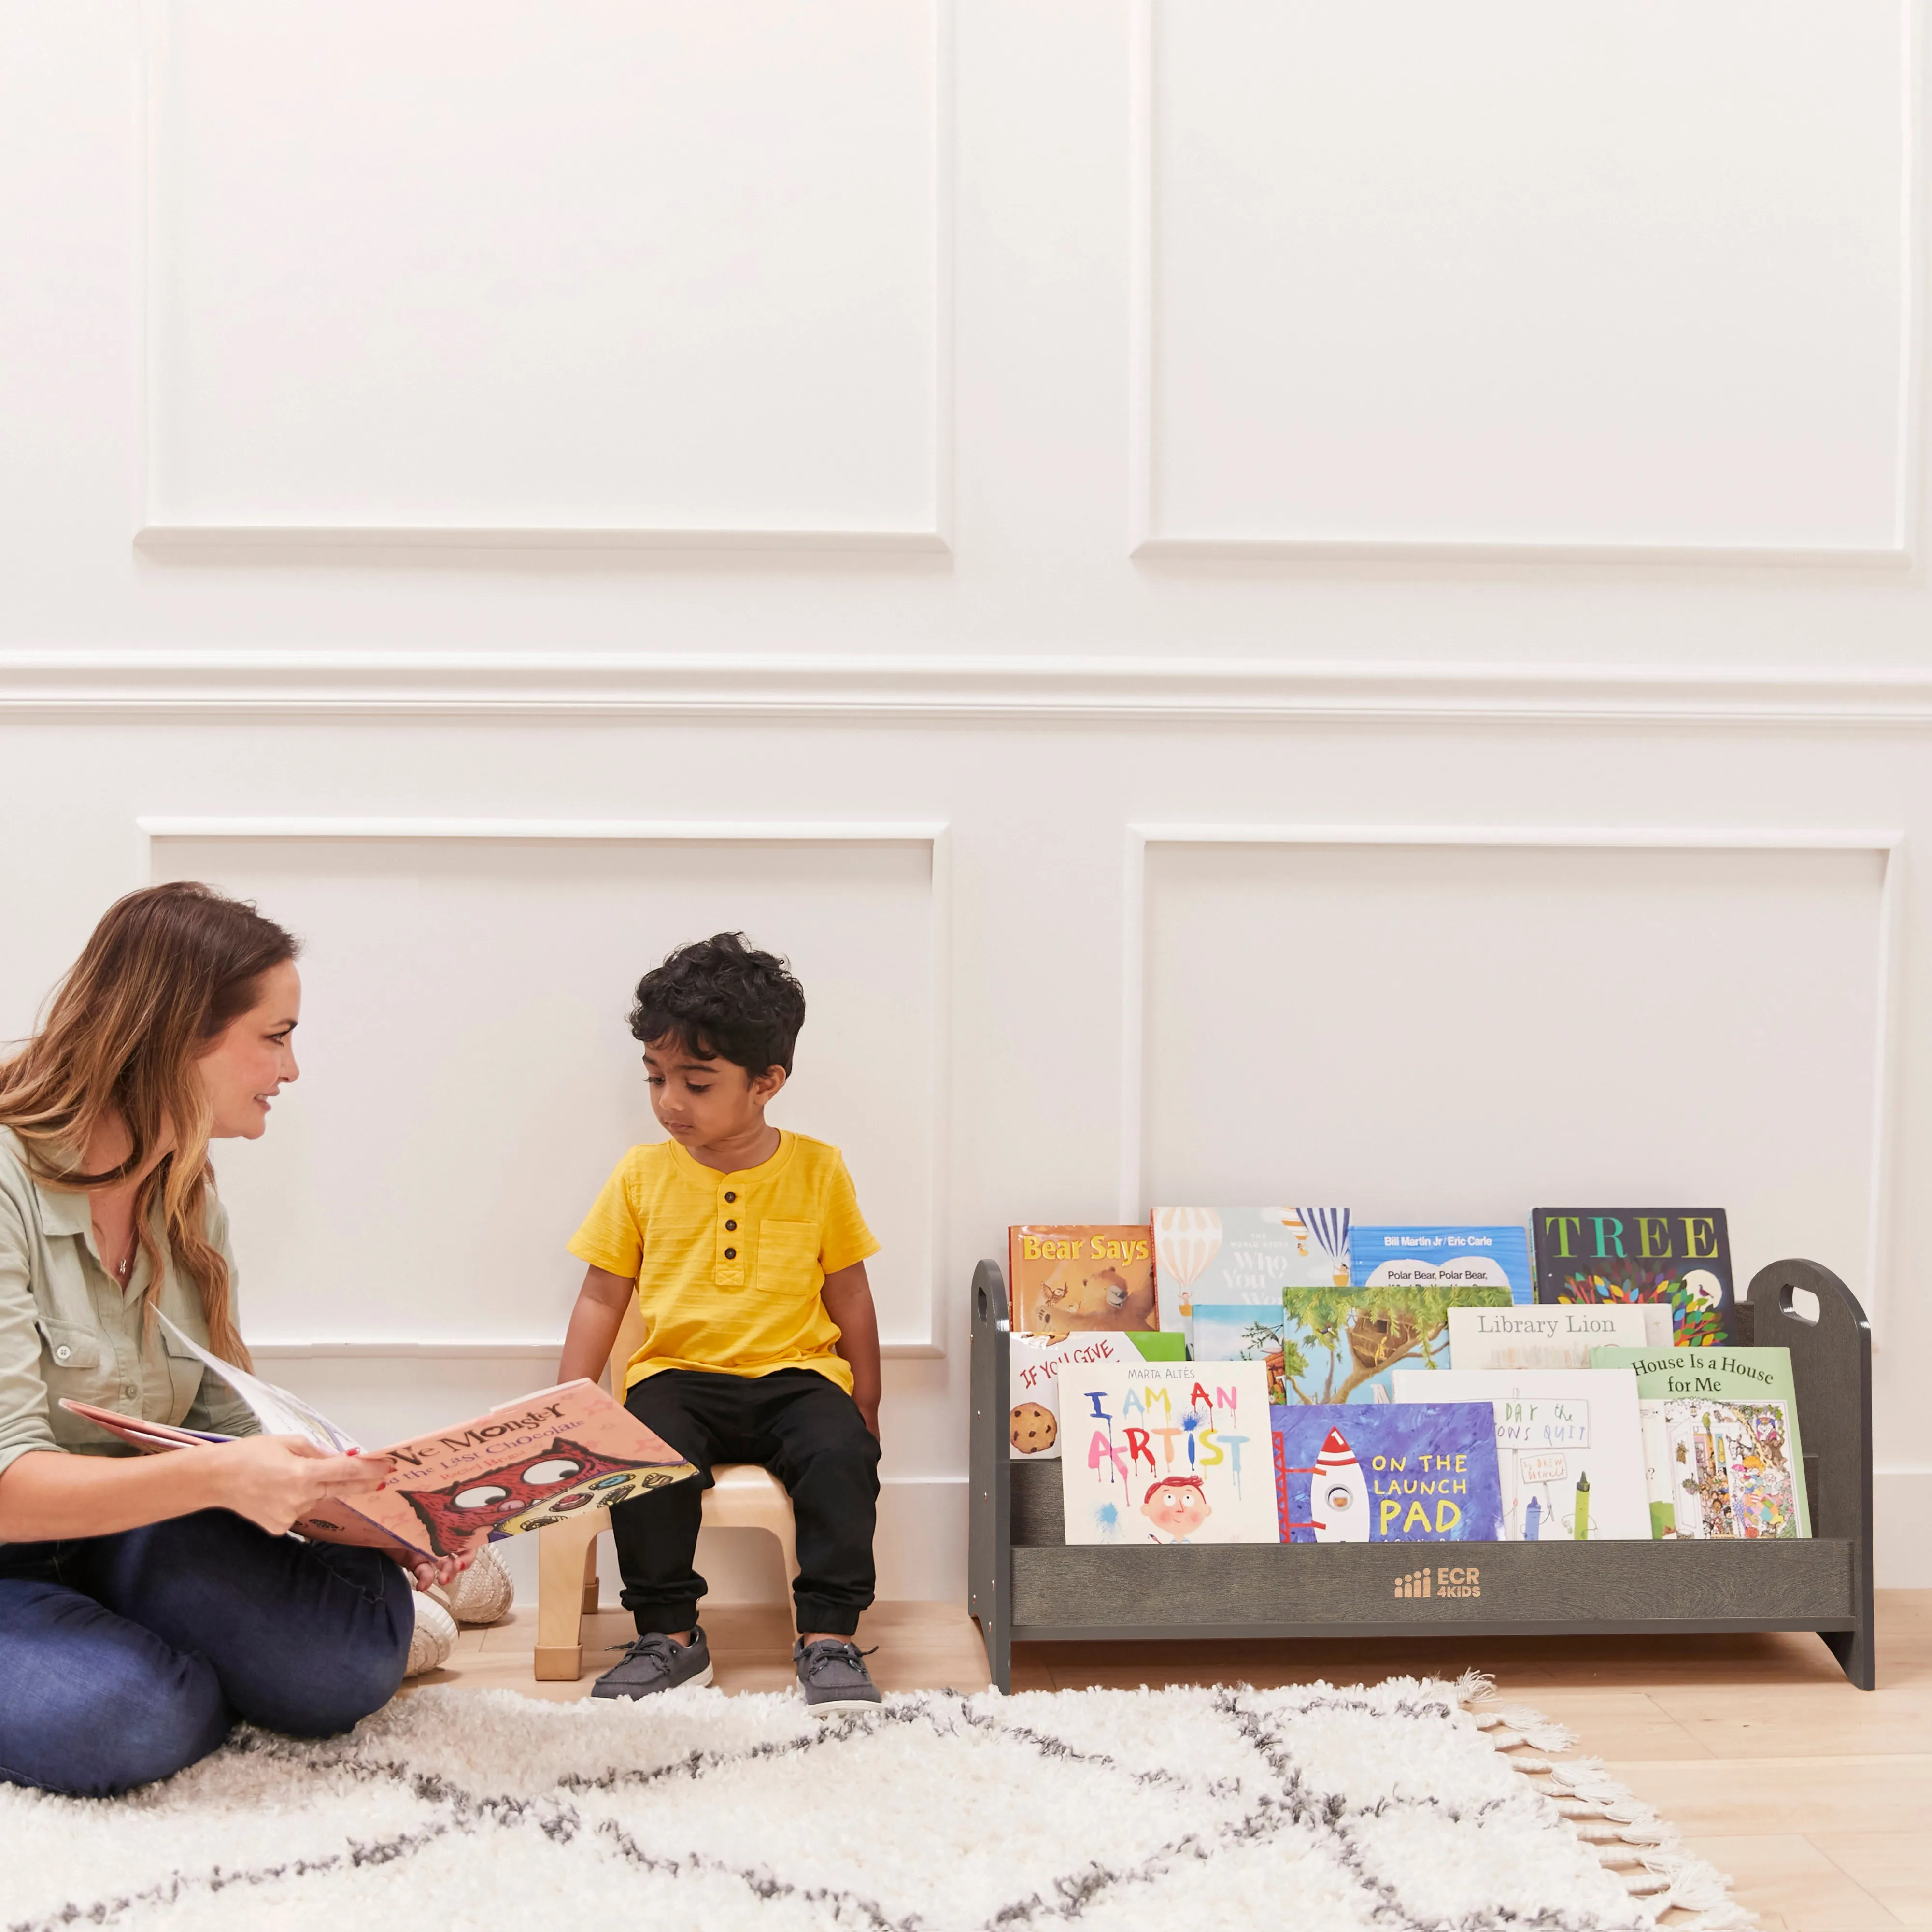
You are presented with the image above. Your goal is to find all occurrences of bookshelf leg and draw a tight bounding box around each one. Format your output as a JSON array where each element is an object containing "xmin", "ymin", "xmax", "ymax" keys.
[{"xmin": 1822, "ymin": 1623, "xmax": 1875, "ymax": 1691}]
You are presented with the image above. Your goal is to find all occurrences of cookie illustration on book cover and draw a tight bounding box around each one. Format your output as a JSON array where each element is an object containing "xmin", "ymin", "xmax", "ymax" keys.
[{"xmin": 400, "ymin": 1436, "xmax": 694, "ymax": 1555}]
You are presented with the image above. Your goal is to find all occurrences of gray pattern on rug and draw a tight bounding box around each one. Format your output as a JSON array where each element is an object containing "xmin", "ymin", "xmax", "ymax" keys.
[{"xmin": 0, "ymin": 1677, "xmax": 1731, "ymax": 1931}]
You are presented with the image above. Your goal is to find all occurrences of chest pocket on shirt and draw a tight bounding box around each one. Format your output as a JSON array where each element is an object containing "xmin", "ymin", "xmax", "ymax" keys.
[
  {"xmin": 758, "ymin": 1220, "xmax": 822, "ymax": 1292},
  {"xmin": 36, "ymin": 1316, "xmax": 105, "ymax": 1405},
  {"xmin": 160, "ymin": 1324, "xmax": 208, "ymax": 1421}
]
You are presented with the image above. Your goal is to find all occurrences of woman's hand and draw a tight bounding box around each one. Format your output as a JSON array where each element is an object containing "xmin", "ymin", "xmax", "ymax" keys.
[
  {"xmin": 202, "ymin": 1435, "xmax": 393, "ymax": 1536},
  {"xmin": 408, "ymin": 1550, "xmax": 474, "ymax": 1593}
]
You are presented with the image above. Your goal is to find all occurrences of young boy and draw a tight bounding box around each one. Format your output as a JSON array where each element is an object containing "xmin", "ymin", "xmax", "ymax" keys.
[{"xmin": 557, "ymin": 932, "xmax": 884, "ymax": 1711}]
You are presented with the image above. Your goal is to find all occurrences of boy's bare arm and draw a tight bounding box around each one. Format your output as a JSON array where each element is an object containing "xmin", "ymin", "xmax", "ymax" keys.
[
  {"xmin": 822, "ymin": 1260, "xmax": 882, "ymax": 1440},
  {"xmin": 559, "ymin": 1265, "xmax": 636, "ymax": 1388}
]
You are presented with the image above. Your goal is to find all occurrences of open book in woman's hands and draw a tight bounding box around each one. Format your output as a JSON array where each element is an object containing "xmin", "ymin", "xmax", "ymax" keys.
[{"xmin": 61, "ymin": 1319, "xmax": 696, "ymax": 1564}]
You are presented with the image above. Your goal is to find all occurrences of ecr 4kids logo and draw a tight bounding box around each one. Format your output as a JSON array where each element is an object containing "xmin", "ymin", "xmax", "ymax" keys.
[{"xmin": 1392, "ymin": 1565, "xmax": 1481, "ymax": 1600}]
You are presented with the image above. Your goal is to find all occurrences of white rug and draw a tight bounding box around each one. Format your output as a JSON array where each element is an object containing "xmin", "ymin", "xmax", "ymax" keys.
[{"xmin": 0, "ymin": 1675, "xmax": 1749, "ymax": 1932}]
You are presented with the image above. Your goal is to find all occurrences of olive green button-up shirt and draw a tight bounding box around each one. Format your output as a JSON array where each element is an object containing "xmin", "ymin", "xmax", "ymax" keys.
[{"xmin": 0, "ymin": 1128, "xmax": 259, "ymax": 1485}]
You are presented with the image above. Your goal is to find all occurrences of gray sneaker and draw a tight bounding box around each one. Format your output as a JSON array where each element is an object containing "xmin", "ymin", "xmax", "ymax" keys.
[
  {"xmin": 591, "ymin": 1627, "xmax": 713, "ymax": 1700},
  {"xmin": 794, "ymin": 1637, "xmax": 882, "ymax": 1713}
]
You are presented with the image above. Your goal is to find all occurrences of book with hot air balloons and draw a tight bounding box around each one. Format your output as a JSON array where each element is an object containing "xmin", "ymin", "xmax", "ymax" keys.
[
  {"xmin": 1350, "ymin": 1225, "xmax": 1534, "ymax": 1303},
  {"xmin": 1270, "ymin": 1403, "xmax": 1504, "ymax": 1543},
  {"xmin": 1151, "ymin": 1206, "xmax": 1351, "ymax": 1336},
  {"xmin": 1532, "ymin": 1208, "xmax": 1735, "ymax": 1346},
  {"xmin": 1275, "ymin": 1283, "xmax": 1512, "ymax": 1406}
]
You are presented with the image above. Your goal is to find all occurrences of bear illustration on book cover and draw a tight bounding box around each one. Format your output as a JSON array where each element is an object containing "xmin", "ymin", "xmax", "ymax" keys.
[
  {"xmin": 1532, "ymin": 1208, "xmax": 1734, "ymax": 1347},
  {"xmin": 401, "ymin": 1436, "xmax": 694, "ymax": 1556},
  {"xmin": 1007, "ymin": 1225, "xmax": 1157, "ymax": 1336}
]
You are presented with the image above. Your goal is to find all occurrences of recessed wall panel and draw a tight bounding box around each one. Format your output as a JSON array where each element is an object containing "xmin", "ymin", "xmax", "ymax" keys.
[
  {"xmin": 1141, "ymin": 841, "xmax": 1883, "ymax": 1303},
  {"xmin": 1147, "ymin": 1, "xmax": 1910, "ymax": 552},
  {"xmin": 151, "ymin": 836, "xmax": 936, "ymax": 1348},
  {"xmin": 148, "ymin": 1, "xmax": 938, "ymax": 534}
]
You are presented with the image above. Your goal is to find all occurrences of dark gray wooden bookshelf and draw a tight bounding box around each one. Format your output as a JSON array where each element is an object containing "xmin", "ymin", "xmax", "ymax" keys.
[{"xmin": 968, "ymin": 1255, "xmax": 1875, "ymax": 1691}]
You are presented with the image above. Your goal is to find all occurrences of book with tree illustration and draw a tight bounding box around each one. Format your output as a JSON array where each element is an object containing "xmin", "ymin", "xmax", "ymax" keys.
[
  {"xmin": 1188, "ymin": 1303, "xmax": 1290, "ymax": 1401},
  {"xmin": 1007, "ymin": 1225, "xmax": 1158, "ymax": 1336},
  {"xmin": 1270, "ymin": 1402, "xmax": 1505, "ymax": 1544},
  {"xmin": 1588, "ymin": 1345, "xmax": 1809, "ymax": 1539},
  {"xmin": 62, "ymin": 1316, "xmax": 696, "ymax": 1563},
  {"xmin": 1350, "ymin": 1225, "xmax": 1534, "ymax": 1304},
  {"xmin": 1532, "ymin": 1208, "xmax": 1734, "ymax": 1346},
  {"xmin": 1151, "ymin": 1206, "xmax": 1351, "ymax": 1335},
  {"xmin": 1275, "ymin": 1283, "xmax": 1512, "ymax": 1405}
]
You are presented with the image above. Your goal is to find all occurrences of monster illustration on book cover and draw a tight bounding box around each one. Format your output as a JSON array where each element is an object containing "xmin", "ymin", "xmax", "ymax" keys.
[{"xmin": 400, "ymin": 1436, "xmax": 696, "ymax": 1556}]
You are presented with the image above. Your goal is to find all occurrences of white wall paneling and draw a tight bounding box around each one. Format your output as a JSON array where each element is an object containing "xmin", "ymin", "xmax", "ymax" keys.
[
  {"xmin": 141, "ymin": 818, "xmax": 951, "ymax": 1358},
  {"xmin": 1122, "ymin": 826, "xmax": 1903, "ymax": 1332},
  {"xmin": 139, "ymin": 0, "xmax": 950, "ymax": 548},
  {"xmin": 22, "ymin": 653, "xmax": 1932, "ymax": 724},
  {"xmin": 1131, "ymin": 0, "xmax": 1919, "ymax": 559}
]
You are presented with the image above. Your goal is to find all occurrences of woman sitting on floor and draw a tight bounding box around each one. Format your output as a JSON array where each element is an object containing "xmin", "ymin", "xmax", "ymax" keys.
[{"xmin": 0, "ymin": 882, "xmax": 459, "ymax": 1797}]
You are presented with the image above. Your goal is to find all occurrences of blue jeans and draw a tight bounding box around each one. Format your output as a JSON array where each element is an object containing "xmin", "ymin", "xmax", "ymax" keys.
[{"xmin": 0, "ymin": 1509, "xmax": 413, "ymax": 1797}]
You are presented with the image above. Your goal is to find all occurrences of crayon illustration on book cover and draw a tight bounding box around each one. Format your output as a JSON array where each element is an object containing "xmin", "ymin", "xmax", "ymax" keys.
[
  {"xmin": 1151, "ymin": 1206, "xmax": 1350, "ymax": 1334},
  {"xmin": 1007, "ymin": 1225, "xmax": 1157, "ymax": 1336},
  {"xmin": 1392, "ymin": 1367, "xmax": 1652, "ymax": 1541},
  {"xmin": 1533, "ymin": 1208, "xmax": 1734, "ymax": 1346},
  {"xmin": 1270, "ymin": 1403, "xmax": 1504, "ymax": 1543},
  {"xmin": 1056, "ymin": 1359, "xmax": 1278, "ymax": 1545},
  {"xmin": 1350, "ymin": 1225, "xmax": 1534, "ymax": 1304},
  {"xmin": 1276, "ymin": 1283, "xmax": 1512, "ymax": 1406}
]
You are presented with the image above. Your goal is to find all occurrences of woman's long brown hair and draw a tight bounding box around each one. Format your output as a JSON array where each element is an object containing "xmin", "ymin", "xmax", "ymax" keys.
[{"xmin": 0, "ymin": 882, "xmax": 299, "ymax": 1367}]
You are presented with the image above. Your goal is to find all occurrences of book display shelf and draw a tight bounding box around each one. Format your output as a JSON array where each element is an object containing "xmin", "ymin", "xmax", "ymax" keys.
[{"xmin": 967, "ymin": 1256, "xmax": 1875, "ymax": 1692}]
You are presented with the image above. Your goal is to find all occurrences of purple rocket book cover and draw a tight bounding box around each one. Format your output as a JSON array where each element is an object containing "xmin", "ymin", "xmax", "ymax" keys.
[{"xmin": 1271, "ymin": 1403, "xmax": 1505, "ymax": 1544}]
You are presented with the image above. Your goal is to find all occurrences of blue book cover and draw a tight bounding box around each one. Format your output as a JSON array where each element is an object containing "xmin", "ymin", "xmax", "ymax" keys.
[
  {"xmin": 1351, "ymin": 1225, "xmax": 1533, "ymax": 1304},
  {"xmin": 1271, "ymin": 1402, "xmax": 1505, "ymax": 1543},
  {"xmin": 1189, "ymin": 1303, "xmax": 1289, "ymax": 1403}
]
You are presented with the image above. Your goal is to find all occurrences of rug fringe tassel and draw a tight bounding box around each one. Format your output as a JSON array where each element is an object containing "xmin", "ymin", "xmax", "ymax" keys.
[{"xmin": 1462, "ymin": 1686, "xmax": 1756, "ymax": 1931}]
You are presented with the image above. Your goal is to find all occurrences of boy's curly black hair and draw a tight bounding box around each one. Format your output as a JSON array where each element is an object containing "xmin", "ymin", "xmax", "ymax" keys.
[{"xmin": 629, "ymin": 932, "xmax": 807, "ymax": 1078}]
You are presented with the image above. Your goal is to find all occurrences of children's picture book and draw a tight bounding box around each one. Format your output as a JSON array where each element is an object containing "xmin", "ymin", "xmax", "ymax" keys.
[
  {"xmin": 1447, "ymin": 1301, "xmax": 1668, "ymax": 1371},
  {"xmin": 1007, "ymin": 1225, "xmax": 1157, "ymax": 1336},
  {"xmin": 1151, "ymin": 1206, "xmax": 1351, "ymax": 1334},
  {"xmin": 65, "ymin": 1318, "xmax": 697, "ymax": 1563},
  {"xmin": 1007, "ymin": 1330, "xmax": 1181, "ymax": 1459},
  {"xmin": 1350, "ymin": 1225, "xmax": 1534, "ymax": 1304},
  {"xmin": 1662, "ymin": 1398, "xmax": 1804, "ymax": 1541},
  {"xmin": 1589, "ymin": 1346, "xmax": 1810, "ymax": 1539},
  {"xmin": 1391, "ymin": 1366, "xmax": 1651, "ymax": 1541},
  {"xmin": 1188, "ymin": 1303, "xmax": 1289, "ymax": 1403},
  {"xmin": 1532, "ymin": 1208, "xmax": 1734, "ymax": 1346},
  {"xmin": 1270, "ymin": 1402, "xmax": 1505, "ymax": 1544},
  {"xmin": 1056, "ymin": 1358, "xmax": 1278, "ymax": 1545},
  {"xmin": 1276, "ymin": 1284, "xmax": 1513, "ymax": 1405}
]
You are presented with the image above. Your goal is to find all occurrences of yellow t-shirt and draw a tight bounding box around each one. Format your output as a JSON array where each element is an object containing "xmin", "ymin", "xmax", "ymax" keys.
[{"xmin": 568, "ymin": 1131, "xmax": 878, "ymax": 1393}]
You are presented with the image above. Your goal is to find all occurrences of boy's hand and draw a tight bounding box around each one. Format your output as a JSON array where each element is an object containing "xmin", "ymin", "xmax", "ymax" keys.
[{"xmin": 822, "ymin": 1260, "xmax": 883, "ymax": 1445}]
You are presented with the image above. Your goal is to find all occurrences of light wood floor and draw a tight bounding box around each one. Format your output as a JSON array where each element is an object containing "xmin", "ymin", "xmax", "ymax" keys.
[{"xmin": 425, "ymin": 1589, "xmax": 1932, "ymax": 1931}]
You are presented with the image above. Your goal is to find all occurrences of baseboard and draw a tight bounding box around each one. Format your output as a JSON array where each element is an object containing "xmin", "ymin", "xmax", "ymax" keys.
[{"xmin": 1874, "ymin": 1469, "xmax": 1932, "ymax": 1587}]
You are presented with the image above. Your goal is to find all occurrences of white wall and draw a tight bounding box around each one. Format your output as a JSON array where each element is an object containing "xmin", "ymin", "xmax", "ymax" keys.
[{"xmin": 3, "ymin": 2, "xmax": 1931, "ymax": 1597}]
